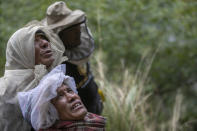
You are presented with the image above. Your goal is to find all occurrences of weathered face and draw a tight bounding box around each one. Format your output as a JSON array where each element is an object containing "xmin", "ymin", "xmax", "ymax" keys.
[
  {"xmin": 34, "ymin": 32, "xmax": 54, "ymax": 68},
  {"xmin": 58, "ymin": 25, "xmax": 81, "ymax": 49},
  {"xmin": 51, "ymin": 83, "xmax": 87, "ymax": 120}
]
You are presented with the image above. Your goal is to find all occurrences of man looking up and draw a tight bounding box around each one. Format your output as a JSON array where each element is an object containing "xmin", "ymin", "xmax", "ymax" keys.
[
  {"xmin": 40, "ymin": 1, "xmax": 103, "ymax": 114},
  {"xmin": 0, "ymin": 25, "xmax": 65, "ymax": 131},
  {"xmin": 17, "ymin": 65, "xmax": 106, "ymax": 131}
]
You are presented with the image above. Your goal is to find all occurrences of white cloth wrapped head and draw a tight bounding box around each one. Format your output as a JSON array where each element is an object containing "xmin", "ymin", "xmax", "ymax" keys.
[
  {"xmin": 0, "ymin": 25, "xmax": 66, "ymax": 130},
  {"xmin": 18, "ymin": 64, "xmax": 78, "ymax": 130},
  {"xmin": 5, "ymin": 25, "xmax": 66, "ymax": 70},
  {"xmin": 25, "ymin": 1, "xmax": 95, "ymax": 63}
]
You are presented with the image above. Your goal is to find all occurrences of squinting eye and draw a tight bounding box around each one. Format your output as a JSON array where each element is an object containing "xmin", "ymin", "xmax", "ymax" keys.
[
  {"xmin": 35, "ymin": 35, "xmax": 49, "ymax": 42},
  {"xmin": 41, "ymin": 35, "xmax": 50, "ymax": 42},
  {"xmin": 35, "ymin": 35, "xmax": 41, "ymax": 42},
  {"xmin": 68, "ymin": 89, "xmax": 74, "ymax": 94},
  {"xmin": 57, "ymin": 93, "xmax": 64, "ymax": 99}
]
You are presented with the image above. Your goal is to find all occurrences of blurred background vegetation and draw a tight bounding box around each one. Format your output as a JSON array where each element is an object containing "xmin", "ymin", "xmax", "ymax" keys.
[{"xmin": 0, "ymin": 0, "xmax": 197, "ymax": 130}]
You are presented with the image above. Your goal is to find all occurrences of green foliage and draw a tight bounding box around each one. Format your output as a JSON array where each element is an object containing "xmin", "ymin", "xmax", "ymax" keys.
[
  {"xmin": 0, "ymin": 0, "xmax": 197, "ymax": 130},
  {"xmin": 93, "ymin": 51, "xmax": 187, "ymax": 131}
]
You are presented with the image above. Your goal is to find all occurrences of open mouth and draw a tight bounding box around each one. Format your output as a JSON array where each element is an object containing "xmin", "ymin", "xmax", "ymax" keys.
[
  {"xmin": 71, "ymin": 102, "xmax": 83, "ymax": 111},
  {"xmin": 43, "ymin": 50, "xmax": 53, "ymax": 57}
]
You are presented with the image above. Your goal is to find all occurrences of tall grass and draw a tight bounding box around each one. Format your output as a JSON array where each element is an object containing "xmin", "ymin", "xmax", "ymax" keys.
[{"xmin": 92, "ymin": 50, "xmax": 184, "ymax": 131}]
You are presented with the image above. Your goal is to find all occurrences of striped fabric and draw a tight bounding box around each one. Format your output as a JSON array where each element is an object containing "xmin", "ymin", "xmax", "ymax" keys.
[{"xmin": 39, "ymin": 113, "xmax": 106, "ymax": 131}]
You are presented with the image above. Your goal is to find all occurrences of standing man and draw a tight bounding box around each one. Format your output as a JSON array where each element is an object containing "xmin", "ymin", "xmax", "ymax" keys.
[{"xmin": 36, "ymin": 1, "xmax": 103, "ymax": 114}]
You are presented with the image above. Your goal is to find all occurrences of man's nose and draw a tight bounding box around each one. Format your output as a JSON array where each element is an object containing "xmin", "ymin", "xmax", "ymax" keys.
[
  {"xmin": 65, "ymin": 93, "xmax": 76, "ymax": 103},
  {"xmin": 41, "ymin": 40, "xmax": 50, "ymax": 49}
]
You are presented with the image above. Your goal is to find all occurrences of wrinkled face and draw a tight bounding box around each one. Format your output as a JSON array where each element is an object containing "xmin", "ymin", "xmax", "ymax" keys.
[
  {"xmin": 58, "ymin": 25, "xmax": 81, "ymax": 49},
  {"xmin": 35, "ymin": 31, "xmax": 54, "ymax": 68},
  {"xmin": 51, "ymin": 83, "xmax": 87, "ymax": 120}
]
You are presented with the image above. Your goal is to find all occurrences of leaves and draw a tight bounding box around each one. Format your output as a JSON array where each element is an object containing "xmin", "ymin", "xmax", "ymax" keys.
[{"xmin": 0, "ymin": 0, "xmax": 196, "ymax": 129}]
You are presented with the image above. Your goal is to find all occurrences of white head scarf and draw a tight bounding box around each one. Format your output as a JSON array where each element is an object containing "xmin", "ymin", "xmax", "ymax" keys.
[
  {"xmin": 0, "ymin": 25, "xmax": 66, "ymax": 131},
  {"xmin": 26, "ymin": 1, "xmax": 95, "ymax": 63},
  {"xmin": 18, "ymin": 64, "xmax": 77, "ymax": 130}
]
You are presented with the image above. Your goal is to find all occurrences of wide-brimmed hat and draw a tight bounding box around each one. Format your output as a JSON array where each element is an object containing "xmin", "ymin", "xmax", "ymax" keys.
[
  {"xmin": 42, "ymin": 1, "xmax": 86, "ymax": 33},
  {"xmin": 41, "ymin": 1, "xmax": 94, "ymax": 62}
]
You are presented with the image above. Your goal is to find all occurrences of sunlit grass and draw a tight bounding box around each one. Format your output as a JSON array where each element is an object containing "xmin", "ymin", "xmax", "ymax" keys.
[{"xmin": 92, "ymin": 50, "xmax": 184, "ymax": 131}]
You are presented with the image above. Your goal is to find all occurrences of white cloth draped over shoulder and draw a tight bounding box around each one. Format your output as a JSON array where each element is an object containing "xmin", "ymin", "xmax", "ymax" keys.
[{"xmin": 0, "ymin": 25, "xmax": 67, "ymax": 131}]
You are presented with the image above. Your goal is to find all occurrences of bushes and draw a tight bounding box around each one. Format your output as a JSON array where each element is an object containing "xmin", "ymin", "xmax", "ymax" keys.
[
  {"xmin": 93, "ymin": 51, "xmax": 187, "ymax": 131},
  {"xmin": 0, "ymin": 0, "xmax": 196, "ymax": 130}
]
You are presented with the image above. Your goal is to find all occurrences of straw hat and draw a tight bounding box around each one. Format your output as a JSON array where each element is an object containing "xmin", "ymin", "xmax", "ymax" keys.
[{"xmin": 42, "ymin": 1, "xmax": 86, "ymax": 33}]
